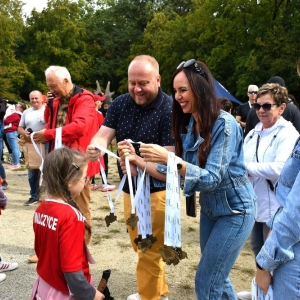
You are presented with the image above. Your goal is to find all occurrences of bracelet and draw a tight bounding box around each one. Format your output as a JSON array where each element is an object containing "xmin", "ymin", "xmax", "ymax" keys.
[{"xmin": 256, "ymin": 261, "xmax": 267, "ymax": 271}]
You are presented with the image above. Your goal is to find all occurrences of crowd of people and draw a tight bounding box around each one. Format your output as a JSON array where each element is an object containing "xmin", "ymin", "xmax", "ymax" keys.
[{"xmin": 1, "ymin": 56, "xmax": 300, "ymax": 300}]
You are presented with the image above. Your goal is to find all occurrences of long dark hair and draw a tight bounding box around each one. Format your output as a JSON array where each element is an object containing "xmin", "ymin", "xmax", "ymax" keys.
[{"xmin": 170, "ymin": 61, "xmax": 221, "ymax": 168}]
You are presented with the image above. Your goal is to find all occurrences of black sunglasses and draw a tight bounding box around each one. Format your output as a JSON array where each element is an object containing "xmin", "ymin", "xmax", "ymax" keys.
[
  {"xmin": 248, "ymin": 91, "xmax": 258, "ymax": 95},
  {"xmin": 177, "ymin": 59, "xmax": 208, "ymax": 82},
  {"xmin": 252, "ymin": 103, "xmax": 277, "ymax": 111}
]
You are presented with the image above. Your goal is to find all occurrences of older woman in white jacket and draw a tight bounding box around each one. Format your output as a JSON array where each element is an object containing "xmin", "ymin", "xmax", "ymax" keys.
[{"xmin": 243, "ymin": 83, "xmax": 299, "ymax": 260}]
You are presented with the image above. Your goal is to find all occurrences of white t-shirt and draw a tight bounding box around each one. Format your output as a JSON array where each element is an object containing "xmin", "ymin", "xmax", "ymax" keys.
[{"xmin": 19, "ymin": 106, "xmax": 46, "ymax": 132}]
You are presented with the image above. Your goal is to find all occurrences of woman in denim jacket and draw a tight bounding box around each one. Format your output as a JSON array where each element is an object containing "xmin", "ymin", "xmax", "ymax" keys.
[
  {"xmin": 139, "ymin": 60, "xmax": 256, "ymax": 299},
  {"xmin": 255, "ymin": 136, "xmax": 300, "ymax": 298}
]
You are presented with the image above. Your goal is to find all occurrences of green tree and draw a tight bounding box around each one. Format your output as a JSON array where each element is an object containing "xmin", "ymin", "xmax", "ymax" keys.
[
  {"xmin": 0, "ymin": 0, "xmax": 30, "ymax": 99},
  {"xmin": 129, "ymin": 13, "xmax": 191, "ymax": 92},
  {"xmin": 129, "ymin": 0, "xmax": 300, "ymax": 101},
  {"xmin": 85, "ymin": 0, "xmax": 157, "ymax": 94},
  {"xmin": 86, "ymin": 0, "xmax": 195, "ymax": 94},
  {"xmin": 20, "ymin": 0, "xmax": 92, "ymax": 94}
]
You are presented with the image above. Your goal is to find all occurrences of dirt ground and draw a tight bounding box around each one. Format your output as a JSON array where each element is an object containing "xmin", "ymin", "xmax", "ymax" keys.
[{"xmin": 0, "ymin": 154, "xmax": 256, "ymax": 299}]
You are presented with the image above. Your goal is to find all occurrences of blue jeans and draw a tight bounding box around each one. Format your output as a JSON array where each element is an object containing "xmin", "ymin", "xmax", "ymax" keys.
[
  {"xmin": 6, "ymin": 131, "xmax": 19, "ymax": 164},
  {"xmin": 0, "ymin": 161, "xmax": 6, "ymax": 179},
  {"xmin": 28, "ymin": 169, "xmax": 40, "ymax": 199},
  {"xmin": 0, "ymin": 135, "xmax": 3, "ymax": 158},
  {"xmin": 196, "ymin": 203, "xmax": 255, "ymax": 299},
  {"xmin": 273, "ymin": 242, "xmax": 300, "ymax": 298}
]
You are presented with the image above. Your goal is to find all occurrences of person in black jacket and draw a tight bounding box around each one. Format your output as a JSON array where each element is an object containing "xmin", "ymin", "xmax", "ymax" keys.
[
  {"xmin": 244, "ymin": 76, "xmax": 300, "ymax": 137},
  {"xmin": 236, "ymin": 85, "xmax": 258, "ymax": 130}
]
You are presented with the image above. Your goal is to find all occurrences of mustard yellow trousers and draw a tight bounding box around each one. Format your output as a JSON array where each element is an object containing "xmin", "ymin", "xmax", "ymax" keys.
[{"xmin": 123, "ymin": 191, "xmax": 168, "ymax": 300}]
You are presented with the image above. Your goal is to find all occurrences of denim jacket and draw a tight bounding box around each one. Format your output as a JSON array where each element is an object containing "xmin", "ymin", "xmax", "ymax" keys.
[
  {"xmin": 182, "ymin": 111, "xmax": 256, "ymax": 219},
  {"xmin": 256, "ymin": 137, "xmax": 300, "ymax": 271}
]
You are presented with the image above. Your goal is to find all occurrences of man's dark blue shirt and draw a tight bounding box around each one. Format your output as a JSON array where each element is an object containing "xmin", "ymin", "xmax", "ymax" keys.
[{"xmin": 103, "ymin": 88, "xmax": 174, "ymax": 193}]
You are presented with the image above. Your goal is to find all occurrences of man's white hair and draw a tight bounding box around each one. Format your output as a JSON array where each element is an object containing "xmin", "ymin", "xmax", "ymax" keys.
[
  {"xmin": 45, "ymin": 66, "xmax": 72, "ymax": 82},
  {"xmin": 248, "ymin": 84, "xmax": 258, "ymax": 92}
]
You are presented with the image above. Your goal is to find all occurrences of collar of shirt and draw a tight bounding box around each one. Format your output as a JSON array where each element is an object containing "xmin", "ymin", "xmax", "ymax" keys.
[{"xmin": 130, "ymin": 87, "xmax": 163, "ymax": 110}]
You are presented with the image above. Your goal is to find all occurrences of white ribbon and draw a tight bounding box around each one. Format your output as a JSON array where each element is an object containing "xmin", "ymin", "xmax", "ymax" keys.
[
  {"xmin": 95, "ymin": 145, "xmax": 123, "ymax": 214},
  {"xmin": 30, "ymin": 132, "xmax": 45, "ymax": 172},
  {"xmin": 125, "ymin": 155, "xmax": 135, "ymax": 214},
  {"xmin": 123, "ymin": 139, "xmax": 152, "ymax": 238},
  {"xmin": 99, "ymin": 161, "xmax": 125, "ymax": 214},
  {"xmin": 30, "ymin": 132, "xmax": 45, "ymax": 186},
  {"xmin": 95, "ymin": 142, "xmax": 137, "ymax": 215},
  {"xmin": 164, "ymin": 152, "xmax": 181, "ymax": 248},
  {"xmin": 55, "ymin": 127, "xmax": 63, "ymax": 149},
  {"xmin": 95, "ymin": 144, "xmax": 119, "ymax": 159},
  {"xmin": 94, "ymin": 141, "xmax": 152, "ymax": 237},
  {"xmin": 134, "ymin": 166, "xmax": 152, "ymax": 238}
]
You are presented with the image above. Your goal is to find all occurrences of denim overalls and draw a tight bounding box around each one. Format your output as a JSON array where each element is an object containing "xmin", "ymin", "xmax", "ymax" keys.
[{"xmin": 182, "ymin": 111, "xmax": 256, "ymax": 299}]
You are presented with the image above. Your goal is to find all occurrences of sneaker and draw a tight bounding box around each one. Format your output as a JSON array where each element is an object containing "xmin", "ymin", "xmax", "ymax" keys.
[
  {"xmin": 24, "ymin": 197, "xmax": 38, "ymax": 206},
  {"xmin": 0, "ymin": 258, "xmax": 18, "ymax": 272},
  {"xmin": 91, "ymin": 183, "xmax": 100, "ymax": 191},
  {"xmin": 101, "ymin": 184, "xmax": 116, "ymax": 192},
  {"xmin": 237, "ymin": 291, "xmax": 252, "ymax": 300},
  {"xmin": 127, "ymin": 294, "xmax": 141, "ymax": 300},
  {"xmin": 2, "ymin": 181, "xmax": 9, "ymax": 190},
  {"xmin": 127, "ymin": 293, "xmax": 168, "ymax": 300},
  {"xmin": 7, "ymin": 163, "xmax": 21, "ymax": 169},
  {"xmin": 0, "ymin": 273, "xmax": 6, "ymax": 283}
]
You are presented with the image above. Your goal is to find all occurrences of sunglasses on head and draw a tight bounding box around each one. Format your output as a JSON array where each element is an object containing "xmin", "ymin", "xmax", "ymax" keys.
[
  {"xmin": 252, "ymin": 103, "xmax": 277, "ymax": 111},
  {"xmin": 177, "ymin": 59, "xmax": 208, "ymax": 82},
  {"xmin": 248, "ymin": 91, "xmax": 257, "ymax": 95}
]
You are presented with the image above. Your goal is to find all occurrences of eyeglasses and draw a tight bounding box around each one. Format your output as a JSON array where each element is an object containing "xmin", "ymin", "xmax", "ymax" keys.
[
  {"xmin": 248, "ymin": 91, "xmax": 258, "ymax": 95},
  {"xmin": 80, "ymin": 177, "xmax": 89, "ymax": 185},
  {"xmin": 252, "ymin": 103, "xmax": 277, "ymax": 111},
  {"xmin": 177, "ymin": 59, "xmax": 208, "ymax": 82}
]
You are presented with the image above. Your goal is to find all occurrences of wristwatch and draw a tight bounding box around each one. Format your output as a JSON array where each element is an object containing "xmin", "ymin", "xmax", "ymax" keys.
[{"xmin": 175, "ymin": 156, "xmax": 183, "ymax": 170}]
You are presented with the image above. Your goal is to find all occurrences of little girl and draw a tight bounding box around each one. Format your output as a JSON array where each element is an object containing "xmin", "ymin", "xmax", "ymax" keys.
[{"xmin": 31, "ymin": 148, "xmax": 104, "ymax": 300}]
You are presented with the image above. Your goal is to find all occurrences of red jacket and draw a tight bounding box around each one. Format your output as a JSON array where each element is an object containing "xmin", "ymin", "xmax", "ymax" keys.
[
  {"xmin": 4, "ymin": 112, "xmax": 22, "ymax": 133},
  {"xmin": 44, "ymin": 88, "xmax": 102, "ymax": 177},
  {"xmin": 96, "ymin": 110, "xmax": 104, "ymax": 128}
]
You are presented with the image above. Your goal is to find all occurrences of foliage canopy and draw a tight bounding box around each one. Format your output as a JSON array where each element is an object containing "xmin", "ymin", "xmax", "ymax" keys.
[{"xmin": 0, "ymin": 0, "xmax": 299, "ymax": 103}]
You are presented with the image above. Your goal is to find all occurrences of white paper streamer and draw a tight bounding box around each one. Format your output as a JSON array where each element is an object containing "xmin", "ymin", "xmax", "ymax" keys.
[
  {"xmin": 95, "ymin": 144, "xmax": 119, "ymax": 159},
  {"xmin": 94, "ymin": 146, "xmax": 123, "ymax": 214},
  {"xmin": 125, "ymin": 139, "xmax": 152, "ymax": 238},
  {"xmin": 55, "ymin": 127, "xmax": 63, "ymax": 149},
  {"xmin": 95, "ymin": 140, "xmax": 151, "ymax": 237},
  {"xmin": 164, "ymin": 152, "xmax": 181, "ymax": 248},
  {"xmin": 94, "ymin": 144, "xmax": 135, "ymax": 215},
  {"xmin": 100, "ymin": 161, "xmax": 126, "ymax": 214},
  {"xmin": 134, "ymin": 167, "xmax": 152, "ymax": 238}
]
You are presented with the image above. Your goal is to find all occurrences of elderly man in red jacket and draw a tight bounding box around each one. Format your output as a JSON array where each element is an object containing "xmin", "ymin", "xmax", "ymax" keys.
[{"xmin": 33, "ymin": 65, "xmax": 101, "ymax": 245}]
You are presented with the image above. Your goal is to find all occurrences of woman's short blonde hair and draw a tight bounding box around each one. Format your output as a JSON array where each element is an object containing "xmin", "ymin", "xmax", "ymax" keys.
[{"xmin": 256, "ymin": 83, "xmax": 288, "ymax": 106}]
